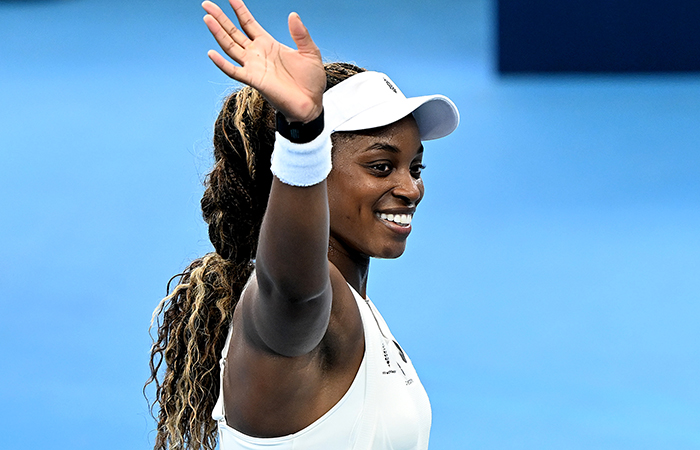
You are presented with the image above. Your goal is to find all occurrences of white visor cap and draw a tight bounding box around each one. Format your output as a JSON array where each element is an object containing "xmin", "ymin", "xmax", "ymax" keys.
[{"xmin": 323, "ymin": 71, "xmax": 460, "ymax": 141}]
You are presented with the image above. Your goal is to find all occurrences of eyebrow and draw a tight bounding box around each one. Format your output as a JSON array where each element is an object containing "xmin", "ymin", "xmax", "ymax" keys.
[{"xmin": 364, "ymin": 143, "xmax": 424, "ymax": 155}]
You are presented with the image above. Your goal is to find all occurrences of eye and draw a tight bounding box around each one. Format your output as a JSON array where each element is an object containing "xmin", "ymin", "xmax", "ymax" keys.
[
  {"xmin": 411, "ymin": 163, "xmax": 426, "ymax": 178},
  {"xmin": 368, "ymin": 162, "xmax": 393, "ymax": 176}
]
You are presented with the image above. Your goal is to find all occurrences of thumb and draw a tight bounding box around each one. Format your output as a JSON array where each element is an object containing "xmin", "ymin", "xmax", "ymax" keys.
[{"xmin": 288, "ymin": 12, "xmax": 319, "ymax": 55}]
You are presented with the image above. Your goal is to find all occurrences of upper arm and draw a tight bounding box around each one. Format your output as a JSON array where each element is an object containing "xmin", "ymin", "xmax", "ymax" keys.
[{"xmin": 241, "ymin": 177, "xmax": 334, "ymax": 356}]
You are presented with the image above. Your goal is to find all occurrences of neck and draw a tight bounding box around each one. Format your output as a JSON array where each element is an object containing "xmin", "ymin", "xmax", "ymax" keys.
[{"xmin": 328, "ymin": 239, "xmax": 370, "ymax": 297}]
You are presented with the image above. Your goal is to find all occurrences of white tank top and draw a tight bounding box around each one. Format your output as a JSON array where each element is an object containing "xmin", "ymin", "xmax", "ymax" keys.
[{"xmin": 212, "ymin": 284, "xmax": 432, "ymax": 450}]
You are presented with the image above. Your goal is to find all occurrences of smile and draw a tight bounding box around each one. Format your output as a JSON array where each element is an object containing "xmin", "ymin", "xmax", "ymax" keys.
[{"xmin": 377, "ymin": 212, "xmax": 413, "ymax": 227}]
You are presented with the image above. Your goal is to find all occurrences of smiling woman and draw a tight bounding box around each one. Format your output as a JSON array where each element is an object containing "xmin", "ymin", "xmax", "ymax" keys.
[{"xmin": 146, "ymin": 1, "xmax": 459, "ymax": 449}]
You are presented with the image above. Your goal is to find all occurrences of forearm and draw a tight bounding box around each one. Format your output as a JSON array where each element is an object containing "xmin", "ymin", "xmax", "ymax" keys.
[{"xmin": 255, "ymin": 177, "xmax": 330, "ymax": 302}]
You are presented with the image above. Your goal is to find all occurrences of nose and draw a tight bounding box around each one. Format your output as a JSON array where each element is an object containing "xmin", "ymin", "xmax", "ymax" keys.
[{"xmin": 392, "ymin": 170, "xmax": 423, "ymax": 206}]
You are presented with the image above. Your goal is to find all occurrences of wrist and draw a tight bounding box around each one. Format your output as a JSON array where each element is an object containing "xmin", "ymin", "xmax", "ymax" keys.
[
  {"xmin": 271, "ymin": 128, "xmax": 332, "ymax": 187},
  {"xmin": 276, "ymin": 109, "xmax": 325, "ymax": 144}
]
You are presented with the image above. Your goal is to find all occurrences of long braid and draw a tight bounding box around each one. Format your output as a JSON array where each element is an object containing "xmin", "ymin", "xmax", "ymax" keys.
[{"xmin": 146, "ymin": 62, "xmax": 366, "ymax": 450}]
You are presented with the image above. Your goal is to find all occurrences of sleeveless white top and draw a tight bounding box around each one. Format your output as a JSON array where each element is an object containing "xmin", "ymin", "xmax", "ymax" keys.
[{"xmin": 212, "ymin": 284, "xmax": 432, "ymax": 450}]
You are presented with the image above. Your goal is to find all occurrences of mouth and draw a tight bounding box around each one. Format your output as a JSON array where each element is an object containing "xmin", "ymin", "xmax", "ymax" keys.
[{"xmin": 376, "ymin": 212, "xmax": 413, "ymax": 228}]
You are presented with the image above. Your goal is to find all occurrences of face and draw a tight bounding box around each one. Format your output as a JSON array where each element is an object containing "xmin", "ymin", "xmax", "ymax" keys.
[{"xmin": 327, "ymin": 115, "xmax": 424, "ymax": 261}]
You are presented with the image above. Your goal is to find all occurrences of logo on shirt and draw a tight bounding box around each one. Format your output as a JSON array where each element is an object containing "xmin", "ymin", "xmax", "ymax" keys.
[
  {"xmin": 380, "ymin": 340, "xmax": 414, "ymax": 385},
  {"xmin": 382, "ymin": 342, "xmax": 391, "ymax": 367}
]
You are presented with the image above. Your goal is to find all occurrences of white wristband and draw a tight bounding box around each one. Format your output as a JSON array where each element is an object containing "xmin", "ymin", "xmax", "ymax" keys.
[{"xmin": 270, "ymin": 129, "xmax": 332, "ymax": 187}]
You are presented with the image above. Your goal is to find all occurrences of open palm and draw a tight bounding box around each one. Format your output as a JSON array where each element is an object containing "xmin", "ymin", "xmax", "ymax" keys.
[{"xmin": 203, "ymin": 0, "xmax": 326, "ymax": 123}]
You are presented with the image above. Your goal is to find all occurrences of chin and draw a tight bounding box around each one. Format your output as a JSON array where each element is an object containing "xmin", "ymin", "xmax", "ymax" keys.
[{"xmin": 373, "ymin": 244, "xmax": 407, "ymax": 259}]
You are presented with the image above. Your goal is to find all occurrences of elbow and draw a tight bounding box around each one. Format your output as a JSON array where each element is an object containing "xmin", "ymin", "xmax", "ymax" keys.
[
  {"xmin": 255, "ymin": 258, "xmax": 330, "ymax": 304},
  {"xmin": 251, "ymin": 285, "xmax": 333, "ymax": 357}
]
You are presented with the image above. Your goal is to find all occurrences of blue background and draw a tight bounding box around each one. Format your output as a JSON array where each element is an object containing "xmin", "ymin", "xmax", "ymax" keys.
[{"xmin": 1, "ymin": 0, "xmax": 698, "ymax": 449}]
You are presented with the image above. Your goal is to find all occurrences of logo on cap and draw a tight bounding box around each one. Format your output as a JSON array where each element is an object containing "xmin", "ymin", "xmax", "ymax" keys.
[{"xmin": 383, "ymin": 78, "xmax": 398, "ymax": 94}]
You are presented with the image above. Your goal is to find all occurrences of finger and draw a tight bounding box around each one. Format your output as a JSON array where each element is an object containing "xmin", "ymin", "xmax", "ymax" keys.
[
  {"xmin": 204, "ymin": 15, "xmax": 246, "ymax": 65},
  {"xmin": 207, "ymin": 49, "xmax": 251, "ymax": 84},
  {"xmin": 288, "ymin": 12, "xmax": 320, "ymax": 57},
  {"xmin": 202, "ymin": 1, "xmax": 251, "ymax": 48},
  {"xmin": 228, "ymin": 0, "xmax": 266, "ymax": 40}
]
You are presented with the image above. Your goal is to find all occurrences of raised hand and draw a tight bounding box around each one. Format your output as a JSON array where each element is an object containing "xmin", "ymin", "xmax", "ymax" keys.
[{"xmin": 202, "ymin": 0, "xmax": 326, "ymax": 123}]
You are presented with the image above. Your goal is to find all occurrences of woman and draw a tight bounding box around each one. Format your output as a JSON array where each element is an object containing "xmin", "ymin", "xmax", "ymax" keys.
[{"xmin": 147, "ymin": 1, "xmax": 459, "ymax": 449}]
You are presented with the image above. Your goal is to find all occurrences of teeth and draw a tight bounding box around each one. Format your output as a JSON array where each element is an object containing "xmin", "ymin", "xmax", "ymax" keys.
[{"xmin": 378, "ymin": 213, "xmax": 413, "ymax": 226}]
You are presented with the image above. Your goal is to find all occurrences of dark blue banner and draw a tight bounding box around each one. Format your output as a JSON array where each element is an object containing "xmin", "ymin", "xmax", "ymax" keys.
[{"xmin": 498, "ymin": 0, "xmax": 700, "ymax": 73}]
